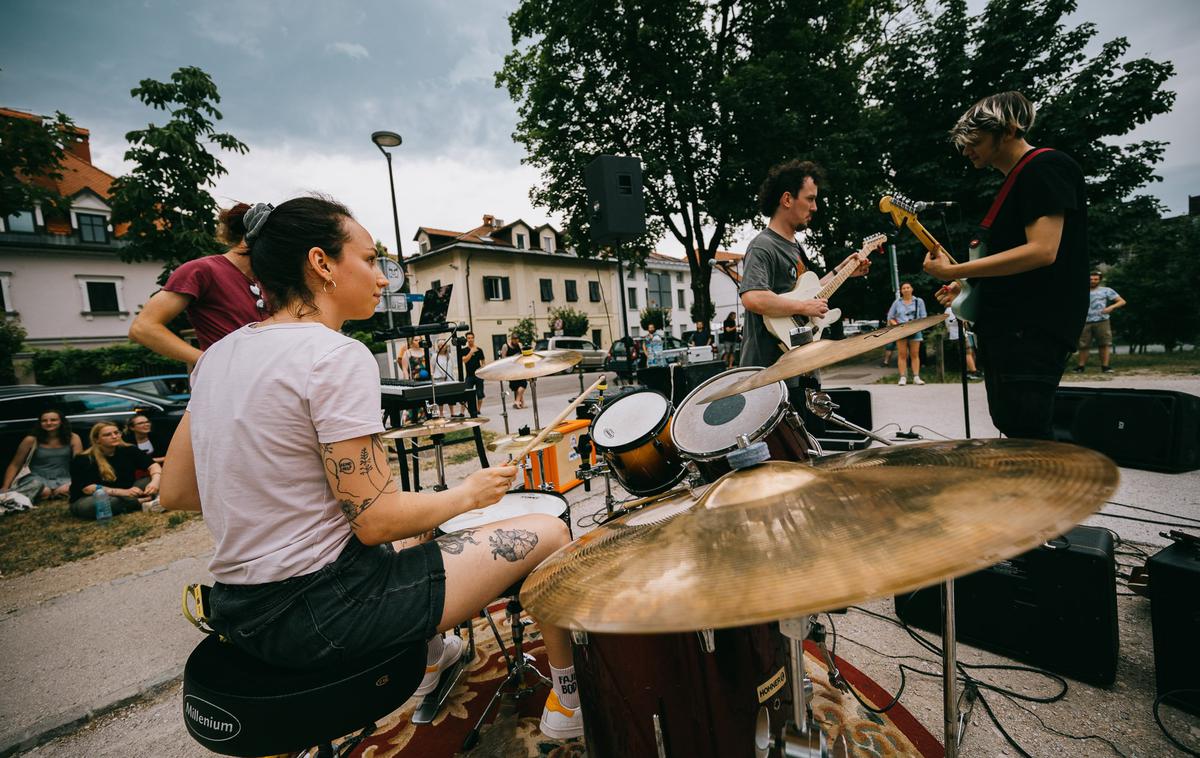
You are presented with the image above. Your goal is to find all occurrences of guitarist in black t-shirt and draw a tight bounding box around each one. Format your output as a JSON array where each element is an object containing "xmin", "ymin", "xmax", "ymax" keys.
[{"xmin": 924, "ymin": 91, "xmax": 1088, "ymax": 439}]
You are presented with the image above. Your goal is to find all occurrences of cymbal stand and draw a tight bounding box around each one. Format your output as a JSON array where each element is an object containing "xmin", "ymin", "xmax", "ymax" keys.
[
  {"xmin": 527, "ymin": 377, "xmax": 552, "ymax": 491},
  {"xmin": 429, "ymin": 433, "xmax": 449, "ymax": 491},
  {"xmin": 805, "ymin": 391, "xmax": 893, "ymax": 448},
  {"xmin": 497, "ymin": 380, "xmax": 511, "ymax": 435},
  {"xmin": 777, "ymin": 616, "xmax": 847, "ymax": 757}
]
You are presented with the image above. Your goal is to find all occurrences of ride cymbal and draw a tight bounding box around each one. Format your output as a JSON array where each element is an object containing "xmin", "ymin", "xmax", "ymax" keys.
[
  {"xmin": 488, "ymin": 430, "xmax": 564, "ymax": 454},
  {"xmin": 521, "ymin": 439, "xmax": 1118, "ymax": 633},
  {"xmin": 701, "ymin": 314, "xmax": 946, "ymax": 403},
  {"xmin": 382, "ymin": 417, "xmax": 488, "ymax": 440},
  {"xmin": 476, "ymin": 349, "xmax": 582, "ymax": 381}
]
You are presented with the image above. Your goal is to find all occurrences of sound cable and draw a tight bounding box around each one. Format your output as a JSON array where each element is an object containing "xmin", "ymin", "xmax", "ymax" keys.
[
  {"xmin": 908, "ymin": 424, "xmax": 956, "ymax": 441},
  {"xmin": 1153, "ymin": 690, "xmax": 1200, "ymax": 756},
  {"xmin": 1104, "ymin": 499, "xmax": 1200, "ymax": 525},
  {"xmin": 1091, "ymin": 512, "xmax": 1200, "ymax": 530}
]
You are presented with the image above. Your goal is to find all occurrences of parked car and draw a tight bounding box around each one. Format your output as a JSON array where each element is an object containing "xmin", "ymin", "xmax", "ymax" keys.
[
  {"xmin": 0, "ymin": 385, "xmax": 188, "ymax": 467},
  {"xmin": 604, "ymin": 335, "xmax": 714, "ymax": 377},
  {"xmin": 104, "ymin": 373, "xmax": 192, "ymax": 402},
  {"xmin": 842, "ymin": 319, "xmax": 881, "ymax": 337},
  {"xmin": 534, "ymin": 337, "xmax": 607, "ymax": 369}
]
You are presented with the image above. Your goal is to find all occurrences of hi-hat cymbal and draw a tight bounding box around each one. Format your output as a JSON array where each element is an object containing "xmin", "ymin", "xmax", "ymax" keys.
[
  {"xmin": 521, "ymin": 439, "xmax": 1118, "ymax": 633},
  {"xmin": 488, "ymin": 430, "xmax": 564, "ymax": 454},
  {"xmin": 476, "ymin": 349, "xmax": 582, "ymax": 381},
  {"xmin": 701, "ymin": 314, "xmax": 946, "ymax": 403},
  {"xmin": 382, "ymin": 417, "xmax": 488, "ymax": 440}
]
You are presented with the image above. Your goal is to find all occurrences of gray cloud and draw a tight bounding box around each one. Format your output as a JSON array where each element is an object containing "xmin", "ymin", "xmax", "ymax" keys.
[{"xmin": 326, "ymin": 42, "xmax": 370, "ymax": 59}]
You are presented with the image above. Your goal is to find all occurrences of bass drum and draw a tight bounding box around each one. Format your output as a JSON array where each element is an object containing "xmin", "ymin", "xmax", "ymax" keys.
[
  {"xmin": 590, "ymin": 388, "xmax": 686, "ymax": 496},
  {"xmin": 671, "ymin": 367, "xmax": 811, "ymax": 482}
]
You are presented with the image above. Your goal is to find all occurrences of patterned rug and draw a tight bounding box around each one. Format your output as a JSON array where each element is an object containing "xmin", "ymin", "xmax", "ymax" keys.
[{"xmin": 349, "ymin": 607, "xmax": 941, "ymax": 758}]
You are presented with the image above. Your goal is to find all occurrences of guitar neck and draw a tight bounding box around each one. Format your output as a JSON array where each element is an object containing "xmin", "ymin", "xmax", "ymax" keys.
[
  {"xmin": 815, "ymin": 260, "xmax": 856, "ymax": 301},
  {"xmin": 904, "ymin": 218, "xmax": 958, "ymax": 264}
]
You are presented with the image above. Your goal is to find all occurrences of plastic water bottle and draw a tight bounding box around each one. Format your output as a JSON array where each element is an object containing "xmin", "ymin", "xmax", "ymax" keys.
[{"xmin": 94, "ymin": 486, "xmax": 113, "ymax": 524}]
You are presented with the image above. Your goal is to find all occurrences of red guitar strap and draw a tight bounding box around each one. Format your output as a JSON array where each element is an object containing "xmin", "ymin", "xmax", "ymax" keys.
[{"xmin": 980, "ymin": 147, "xmax": 1053, "ymax": 229}]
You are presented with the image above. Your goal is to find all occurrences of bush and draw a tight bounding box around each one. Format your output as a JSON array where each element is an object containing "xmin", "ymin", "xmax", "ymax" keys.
[
  {"xmin": 0, "ymin": 318, "xmax": 27, "ymax": 384},
  {"xmin": 347, "ymin": 330, "xmax": 386, "ymax": 355},
  {"xmin": 689, "ymin": 297, "xmax": 715, "ymax": 325},
  {"xmin": 547, "ymin": 306, "xmax": 589, "ymax": 337},
  {"xmin": 511, "ymin": 317, "xmax": 536, "ymax": 346},
  {"xmin": 639, "ymin": 306, "xmax": 669, "ymax": 331},
  {"xmin": 31, "ymin": 343, "xmax": 185, "ymax": 385}
]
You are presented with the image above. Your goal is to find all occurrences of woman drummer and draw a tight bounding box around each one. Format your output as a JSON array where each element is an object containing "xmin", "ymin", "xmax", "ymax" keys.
[{"xmin": 159, "ymin": 196, "xmax": 583, "ymax": 739}]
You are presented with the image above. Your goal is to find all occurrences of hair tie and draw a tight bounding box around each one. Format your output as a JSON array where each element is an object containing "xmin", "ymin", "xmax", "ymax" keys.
[{"xmin": 243, "ymin": 202, "xmax": 275, "ymax": 243}]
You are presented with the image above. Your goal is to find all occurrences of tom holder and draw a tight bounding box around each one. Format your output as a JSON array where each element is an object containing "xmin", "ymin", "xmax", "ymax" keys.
[{"xmin": 805, "ymin": 390, "xmax": 894, "ymax": 448}]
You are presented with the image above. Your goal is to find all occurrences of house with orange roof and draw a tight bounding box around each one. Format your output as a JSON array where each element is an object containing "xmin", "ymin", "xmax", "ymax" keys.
[
  {"xmin": 1, "ymin": 108, "xmax": 164, "ymax": 360},
  {"xmin": 408, "ymin": 214, "xmax": 622, "ymax": 358}
]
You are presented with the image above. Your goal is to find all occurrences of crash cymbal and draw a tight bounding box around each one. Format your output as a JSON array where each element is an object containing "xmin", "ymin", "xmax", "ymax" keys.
[
  {"xmin": 701, "ymin": 314, "xmax": 947, "ymax": 403},
  {"xmin": 487, "ymin": 430, "xmax": 564, "ymax": 454},
  {"xmin": 521, "ymin": 439, "xmax": 1118, "ymax": 633},
  {"xmin": 382, "ymin": 417, "xmax": 488, "ymax": 440},
  {"xmin": 475, "ymin": 349, "xmax": 582, "ymax": 381}
]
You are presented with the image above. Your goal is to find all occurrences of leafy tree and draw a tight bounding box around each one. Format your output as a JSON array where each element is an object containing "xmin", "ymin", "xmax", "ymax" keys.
[
  {"xmin": 109, "ymin": 66, "xmax": 247, "ymax": 281},
  {"xmin": 689, "ymin": 296, "xmax": 716, "ymax": 325},
  {"xmin": 511, "ymin": 316, "xmax": 537, "ymax": 346},
  {"xmin": 1106, "ymin": 217, "xmax": 1200, "ymax": 353},
  {"xmin": 0, "ymin": 110, "xmax": 76, "ymax": 219},
  {"xmin": 547, "ymin": 306, "xmax": 589, "ymax": 337},
  {"xmin": 497, "ymin": 0, "xmax": 888, "ymax": 326},
  {"xmin": 640, "ymin": 306, "xmax": 668, "ymax": 331},
  {"xmin": 31, "ymin": 343, "xmax": 183, "ymax": 385},
  {"xmin": 0, "ymin": 318, "xmax": 27, "ymax": 384}
]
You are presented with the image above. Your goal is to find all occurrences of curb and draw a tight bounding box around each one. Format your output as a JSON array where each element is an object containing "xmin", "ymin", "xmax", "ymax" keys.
[{"xmin": 0, "ymin": 667, "xmax": 183, "ymax": 757}]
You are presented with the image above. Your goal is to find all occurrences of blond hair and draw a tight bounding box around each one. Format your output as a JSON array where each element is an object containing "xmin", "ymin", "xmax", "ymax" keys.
[
  {"xmin": 950, "ymin": 91, "xmax": 1036, "ymax": 150},
  {"xmin": 85, "ymin": 422, "xmax": 126, "ymax": 484}
]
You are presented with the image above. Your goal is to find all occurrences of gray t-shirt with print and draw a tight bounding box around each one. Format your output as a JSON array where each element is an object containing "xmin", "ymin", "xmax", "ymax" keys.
[{"xmin": 737, "ymin": 228, "xmax": 806, "ymax": 369}]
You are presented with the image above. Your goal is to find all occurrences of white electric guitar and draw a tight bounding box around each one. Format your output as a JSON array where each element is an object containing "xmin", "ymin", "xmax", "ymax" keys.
[{"xmin": 764, "ymin": 233, "xmax": 887, "ymax": 348}]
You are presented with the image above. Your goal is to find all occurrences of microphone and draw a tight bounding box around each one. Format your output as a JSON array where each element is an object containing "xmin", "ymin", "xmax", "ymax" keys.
[{"xmin": 912, "ymin": 200, "xmax": 957, "ymax": 212}]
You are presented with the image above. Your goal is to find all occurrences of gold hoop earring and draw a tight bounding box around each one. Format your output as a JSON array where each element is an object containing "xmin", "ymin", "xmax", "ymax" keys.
[{"xmin": 322, "ymin": 279, "xmax": 337, "ymax": 294}]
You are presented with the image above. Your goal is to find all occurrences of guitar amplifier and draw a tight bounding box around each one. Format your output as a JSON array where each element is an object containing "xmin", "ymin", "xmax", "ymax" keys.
[
  {"xmin": 895, "ymin": 526, "xmax": 1119, "ymax": 686},
  {"xmin": 800, "ymin": 388, "xmax": 873, "ymax": 451},
  {"xmin": 1148, "ymin": 537, "xmax": 1200, "ymax": 715},
  {"xmin": 1053, "ymin": 387, "xmax": 1200, "ymax": 472}
]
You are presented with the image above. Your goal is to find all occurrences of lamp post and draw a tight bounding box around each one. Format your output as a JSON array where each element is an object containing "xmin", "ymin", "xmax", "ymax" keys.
[{"xmin": 372, "ymin": 130, "xmax": 406, "ymax": 378}]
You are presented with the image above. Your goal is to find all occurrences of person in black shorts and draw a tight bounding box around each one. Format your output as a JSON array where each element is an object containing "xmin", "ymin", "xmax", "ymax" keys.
[
  {"xmin": 461, "ymin": 331, "xmax": 486, "ymax": 412},
  {"xmin": 499, "ymin": 333, "xmax": 528, "ymax": 408},
  {"xmin": 925, "ymin": 91, "xmax": 1088, "ymax": 439}
]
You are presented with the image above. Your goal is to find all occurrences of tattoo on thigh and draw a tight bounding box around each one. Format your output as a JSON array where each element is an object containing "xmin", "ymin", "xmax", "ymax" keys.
[
  {"xmin": 489, "ymin": 528, "xmax": 539, "ymax": 562},
  {"xmin": 436, "ymin": 528, "xmax": 480, "ymax": 555}
]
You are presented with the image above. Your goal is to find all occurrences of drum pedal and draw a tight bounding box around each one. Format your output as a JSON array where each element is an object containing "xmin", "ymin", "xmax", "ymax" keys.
[{"xmin": 412, "ymin": 625, "xmax": 475, "ymax": 725}]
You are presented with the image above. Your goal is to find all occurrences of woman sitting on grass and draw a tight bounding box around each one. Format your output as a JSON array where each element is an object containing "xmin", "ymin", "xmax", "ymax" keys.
[
  {"xmin": 69, "ymin": 421, "xmax": 161, "ymax": 519},
  {"xmin": 2, "ymin": 409, "xmax": 82, "ymax": 503},
  {"xmin": 123, "ymin": 414, "xmax": 165, "ymax": 464}
]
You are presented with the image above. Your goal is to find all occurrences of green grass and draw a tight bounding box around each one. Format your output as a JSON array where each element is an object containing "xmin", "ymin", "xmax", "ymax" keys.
[
  {"xmin": 874, "ymin": 347, "xmax": 1199, "ymax": 384},
  {"xmin": 0, "ymin": 497, "xmax": 200, "ymax": 578}
]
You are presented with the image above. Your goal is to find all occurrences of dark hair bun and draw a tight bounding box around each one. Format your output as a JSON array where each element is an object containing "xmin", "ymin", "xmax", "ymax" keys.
[{"xmin": 218, "ymin": 202, "xmax": 252, "ymax": 245}]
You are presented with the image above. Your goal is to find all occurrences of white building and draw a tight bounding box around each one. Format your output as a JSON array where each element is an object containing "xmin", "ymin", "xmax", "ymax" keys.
[
  {"xmin": 623, "ymin": 252, "xmax": 695, "ymax": 338},
  {"xmin": 707, "ymin": 249, "xmax": 744, "ymax": 331}
]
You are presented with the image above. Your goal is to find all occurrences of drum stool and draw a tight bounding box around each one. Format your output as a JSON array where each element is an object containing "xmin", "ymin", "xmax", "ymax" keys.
[
  {"xmin": 182, "ymin": 634, "xmax": 426, "ymax": 757},
  {"xmin": 463, "ymin": 581, "xmax": 552, "ymax": 750}
]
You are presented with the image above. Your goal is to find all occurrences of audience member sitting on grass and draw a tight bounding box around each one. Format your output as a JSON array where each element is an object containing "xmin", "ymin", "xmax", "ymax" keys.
[
  {"xmin": 2, "ymin": 409, "xmax": 82, "ymax": 503},
  {"xmin": 123, "ymin": 414, "xmax": 165, "ymax": 464},
  {"xmin": 69, "ymin": 421, "xmax": 161, "ymax": 519}
]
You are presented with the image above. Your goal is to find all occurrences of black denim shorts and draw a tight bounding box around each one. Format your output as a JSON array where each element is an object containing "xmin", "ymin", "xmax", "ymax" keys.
[{"xmin": 209, "ymin": 537, "xmax": 446, "ymax": 670}]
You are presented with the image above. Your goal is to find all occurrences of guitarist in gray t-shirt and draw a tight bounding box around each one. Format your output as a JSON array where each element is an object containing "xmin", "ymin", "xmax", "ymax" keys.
[{"xmin": 738, "ymin": 160, "xmax": 871, "ymax": 372}]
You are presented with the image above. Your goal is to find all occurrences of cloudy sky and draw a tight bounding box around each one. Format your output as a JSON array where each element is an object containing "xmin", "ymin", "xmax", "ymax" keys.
[{"xmin": 2, "ymin": 0, "xmax": 1197, "ymax": 258}]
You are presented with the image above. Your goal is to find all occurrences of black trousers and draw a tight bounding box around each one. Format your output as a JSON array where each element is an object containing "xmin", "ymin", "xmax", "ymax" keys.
[{"xmin": 976, "ymin": 330, "xmax": 1070, "ymax": 440}]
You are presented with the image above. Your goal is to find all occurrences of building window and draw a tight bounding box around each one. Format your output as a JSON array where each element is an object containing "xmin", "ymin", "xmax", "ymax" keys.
[
  {"xmin": 78, "ymin": 277, "xmax": 124, "ymax": 315},
  {"xmin": 627, "ymin": 287, "xmax": 638, "ymax": 309},
  {"xmin": 539, "ymin": 278, "xmax": 554, "ymax": 302},
  {"xmin": 647, "ymin": 271, "xmax": 671, "ymax": 309},
  {"xmin": 430, "ymin": 279, "xmax": 441, "ymax": 291},
  {"xmin": 565, "ymin": 280, "xmax": 578, "ymax": 302},
  {"xmin": 676, "ymin": 272, "xmax": 683, "ymax": 282},
  {"xmin": 541, "ymin": 233, "xmax": 555, "ymax": 252},
  {"xmin": 4, "ymin": 210, "xmax": 35, "ymax": 234},
  {"xmin": 592, "ymin": 328, "xmax": 602, "ymax": 347},
  {"xmin": 588, "ymin": 281, "xmax": 601, "ymax": 302},
  {"xmin": 77, "ymin": 213, "xmax": 108, "ymax": 243},
  {"xmin": 631, "ymin": 326, "xmax": 641, "ymax": 337},
  {"xmin": 483, "ymin": 276, "xmax": 511, "ymax": 301},
  {"xmin": 516, "ymin": 233, "xmax": 527, "ymax": 249},
  {"xmin": 0, "ymin": 273, "xmax": 11, "ymax": 313},
  {"xmin": 677, "ymin": 289, "xmax": 685, "ymax": 309},
  {"xmin": 419, "ymin": 239, "xmax": 430, "ymax": 254}
]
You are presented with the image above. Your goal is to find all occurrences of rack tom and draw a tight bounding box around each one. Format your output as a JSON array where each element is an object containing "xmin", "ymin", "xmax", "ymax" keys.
[
  {"xmin": 671, "ymin": 367, "xmax": 811, "ymax": 482},
  {"xmin": 590, "ymin": 389, "xmax": 685, "ymax": 496}
]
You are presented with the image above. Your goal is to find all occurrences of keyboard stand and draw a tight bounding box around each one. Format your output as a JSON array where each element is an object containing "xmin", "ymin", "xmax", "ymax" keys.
[{"xmin": 389, "ymin": 392, "xmax": 489, "ymax": 492}]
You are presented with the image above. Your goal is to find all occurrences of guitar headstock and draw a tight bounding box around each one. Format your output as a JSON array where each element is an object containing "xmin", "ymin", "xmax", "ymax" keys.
[
  {"xmin": 859, "ymin": 232, "xmax": 887, "ymax": 255},
  {"xmin": 879, "ymin": 194, "xmax": 920, "ymax": 229}
]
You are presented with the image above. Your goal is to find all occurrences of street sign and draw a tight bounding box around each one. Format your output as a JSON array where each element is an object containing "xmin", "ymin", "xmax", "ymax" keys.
[
  {"xmin": 381, "ymin": 258, "xmax": 405, "ymax": 293},
  {"xmin": 374, "ymin": 293, "xmax": 408, "ymax": 313}
]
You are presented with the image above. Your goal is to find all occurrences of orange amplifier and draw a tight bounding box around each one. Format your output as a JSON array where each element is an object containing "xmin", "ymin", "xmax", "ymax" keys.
[{"xmin": 522, "ymin": 418, "xmax": 596, "ymax": 493}]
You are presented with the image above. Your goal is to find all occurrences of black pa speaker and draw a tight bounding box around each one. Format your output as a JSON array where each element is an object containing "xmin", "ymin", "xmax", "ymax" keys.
[
  {"xmin": 585, "ymin": 155, "xmax": 647, "ymax": 243},
  {"xmin": 1053, "ymin": 387, "xmax": 1200, "ymax": 472},
  {"xmin": 895, "ymin": 526, "xmax": 1119, "ymax": 686},
  {"xmin": 1148, "ymin": 538, "xmax": 1200, "ymax": 715}
]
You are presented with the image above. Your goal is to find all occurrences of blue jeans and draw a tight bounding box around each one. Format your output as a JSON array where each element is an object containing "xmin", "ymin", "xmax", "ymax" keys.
[{"xmin": 976, "ymin": 330, "xmax": 1069, "ymax": 440}]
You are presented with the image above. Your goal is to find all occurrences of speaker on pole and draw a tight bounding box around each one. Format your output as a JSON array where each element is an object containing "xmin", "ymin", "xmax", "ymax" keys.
[{"xmin": 585, "ymin": 155, "xmax": 647, "ymax": 244}]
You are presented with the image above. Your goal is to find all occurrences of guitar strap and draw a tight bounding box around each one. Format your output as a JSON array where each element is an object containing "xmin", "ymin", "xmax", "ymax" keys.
[{"xmin": 979, "ymin": 147, "xmax": 1053, "ymax": 230}]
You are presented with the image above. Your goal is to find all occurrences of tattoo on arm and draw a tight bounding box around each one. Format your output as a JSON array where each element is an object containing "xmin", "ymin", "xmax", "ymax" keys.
[
  {"xmin": 436, "ymin": 528, "xmax": 481, "ymax": 555},
  {"xmin": 489, "ymin": 528, "xmax": 539, "ymax": 562},
  {"xmin": 323, "ymin": 435, "xmax": 399, "ymax": 529}
]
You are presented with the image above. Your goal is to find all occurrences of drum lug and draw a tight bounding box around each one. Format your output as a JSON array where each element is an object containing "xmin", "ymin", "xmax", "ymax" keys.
[
  {"xmin": 697, "ymin": 628, "xmax": 716, "ymax": 653},
  {"xmin": 684, "ymin": 462, "xmax": 705, "ymax": 497},
  {"xmin": 653, "ymin": 713, "xmax": 668, "ymax": 758},
  {"xmin": 571, "ymin": 630, "xmax": 588, "ymax": 645},
  {"xmin": 787, "ymin": 410, "xmax": 824, "ymax": 457}
]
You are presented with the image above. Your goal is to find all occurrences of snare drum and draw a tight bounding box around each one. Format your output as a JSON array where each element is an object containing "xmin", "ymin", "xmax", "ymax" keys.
[
  {"xmin": 590, "ymin": 389, "xmax": 686, "ymax": 496},
  {"xmin": 671, "ymin": 367, "xmax": 811, "ymax": 482},
  {"xmin": 438, "ymin": 490, "xmax": 570, "ymax": 535}
]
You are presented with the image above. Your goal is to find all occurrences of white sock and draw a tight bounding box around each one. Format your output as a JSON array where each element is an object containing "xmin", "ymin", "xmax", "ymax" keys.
[
  {"xmin": 550, "ymin": 664, "xmax": 580, "ymax": 709},
  {"xmin": 426, "ymin": 633, "xmax": 445, "ymax": 666}
]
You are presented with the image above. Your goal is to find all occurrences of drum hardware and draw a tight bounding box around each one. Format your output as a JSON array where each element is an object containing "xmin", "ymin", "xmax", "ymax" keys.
[
  {"xmin": 805, "ymin": 390, "xmax": 893, "ymax": 448},
  {"xmin": 698, "ymin": 628, "xmax": 716, "ymax": 654},
  {"xmin": 413, "ymin": 622, "xmax": 477, "ymax": 725},
  {"xmin": 777, "ymin": 616, "xmax": 846, "ymax": 758},
  {"xmin": 653, "ymin": 714, "xmax": 667, "ymax": 758},
  {"xmin": 382, "ymin": 418, "xmax": 488, "ymax": 491},
  {"xmin": 571, "ymin": 629, "xmax": 588, "ymax": 645},
  {"xmin": 498, "ymin": 380, "xmax": 511, "ymax": 435}
]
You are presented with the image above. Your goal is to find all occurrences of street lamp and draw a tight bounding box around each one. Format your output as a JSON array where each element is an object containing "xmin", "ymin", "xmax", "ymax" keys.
[{"xmin": 371, "ymin": 130, "xmax": 406, "ymax": 377}]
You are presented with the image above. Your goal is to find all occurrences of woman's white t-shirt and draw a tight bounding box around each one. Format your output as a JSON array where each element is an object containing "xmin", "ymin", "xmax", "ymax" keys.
[{"xmin": 188, "ymin": 323, "xmax": 384, "ymax": 584}]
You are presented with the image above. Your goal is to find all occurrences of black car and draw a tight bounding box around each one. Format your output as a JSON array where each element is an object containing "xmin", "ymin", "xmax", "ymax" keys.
[{"xmin": 0, "ymin": 385, "xmax": 188, "ymax": 467}]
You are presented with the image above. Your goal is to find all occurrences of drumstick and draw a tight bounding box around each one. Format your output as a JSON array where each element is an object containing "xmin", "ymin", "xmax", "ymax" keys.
[{"xmin": 512, "ymin": 375, "xmax": 606, "ymax": 462}]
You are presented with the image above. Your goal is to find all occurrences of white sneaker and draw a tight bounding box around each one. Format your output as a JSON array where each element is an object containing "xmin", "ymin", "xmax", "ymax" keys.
[
  {"xmin": 539, "ymin": 690, "xmax": 584, "ymax": 739},
  {"xmin": 913, "ymin": 376, "xmax": 926, "ymax": 385},
  {"xmin": 898, "ymin": 376, "xmax": 907, "ymax": 386},
  {"xmin": 414, "ymin": 634, "xmax": 464, "ymax": 696}
]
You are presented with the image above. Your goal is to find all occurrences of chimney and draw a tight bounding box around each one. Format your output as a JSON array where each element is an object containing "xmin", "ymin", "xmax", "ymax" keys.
[
  {"xmin": 63, "ymin": 129, "xmax": 91, "ymax": 164},
  {"xmin": 482, "ymin": 213, "xmax": 495, "ymax": 228},
  {"xmin": 1189, "ymin": 195, "xmax": 1199, "ymax": 216}
]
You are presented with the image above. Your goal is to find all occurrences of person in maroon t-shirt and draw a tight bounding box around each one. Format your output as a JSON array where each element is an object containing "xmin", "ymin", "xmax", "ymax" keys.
[{"xmin": 129, "ymin": 204, "xmax": 268, "ymax": 365}]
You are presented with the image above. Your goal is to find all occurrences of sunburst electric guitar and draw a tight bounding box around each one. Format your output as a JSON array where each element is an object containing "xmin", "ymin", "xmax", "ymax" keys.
[
  {"xmin": 879, "ymin": 194, "xmax": 979, "ymax": 322},
  {"xmin": 763, "ymin": 233, "xmax": 887, "ymax": 348}
]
